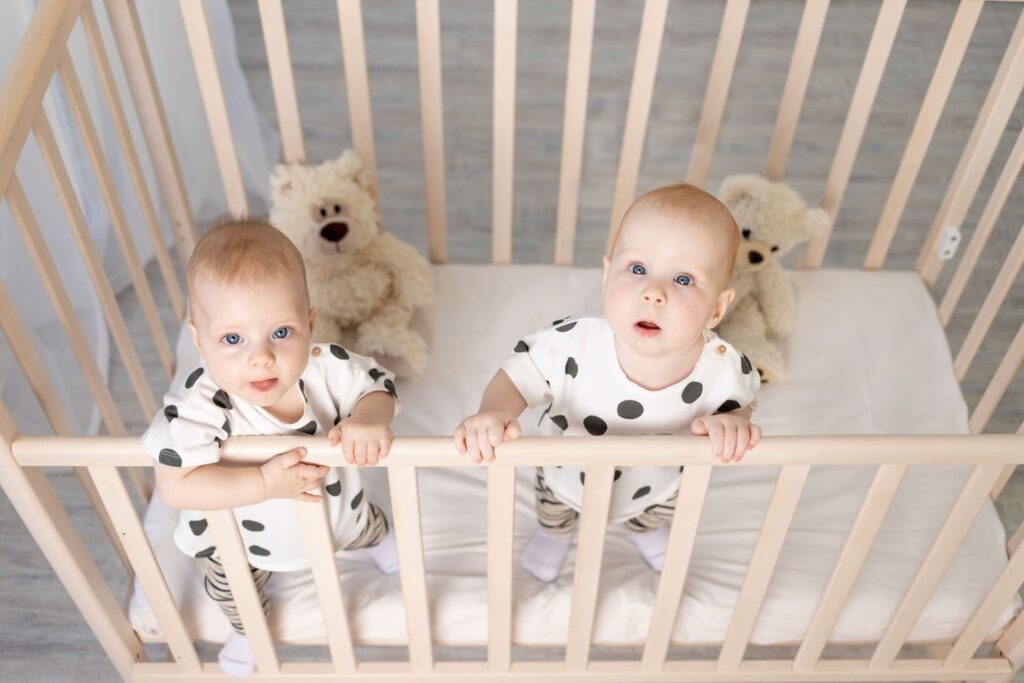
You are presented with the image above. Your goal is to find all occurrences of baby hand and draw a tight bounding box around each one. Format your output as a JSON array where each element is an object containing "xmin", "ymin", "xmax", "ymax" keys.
[
  {"xmin": 690, "ymin": 414, "xmax": 762, "ymax": 463},
  {"xmin": 454, "ymin": 410, "xmax": 521, "ymax": 463},
  {"xmin": 329, "ymin": 417, "xmax": 394, "ymax": 466},
  {"xmin": 259, "ymin": 447, "xmax": 328, "ymax": 502}
]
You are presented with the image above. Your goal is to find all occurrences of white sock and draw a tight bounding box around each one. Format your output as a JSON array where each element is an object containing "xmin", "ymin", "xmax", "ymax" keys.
[
  {"xmin": 365, "ymin": 529, "xmax": 400, "ymax": 574},
  {"xmin": 218, "ymin": 630, "xmax": 255, "ymax": 678},
  {"xmin": 521, "ymin": 529, "xmax": 573, "ymax": 583},
  {"xmin": 630, "ymin": 524, "xmax": 671, "ymax": 572}
]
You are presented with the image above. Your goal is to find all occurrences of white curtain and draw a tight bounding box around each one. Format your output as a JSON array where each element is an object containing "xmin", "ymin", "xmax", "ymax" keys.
[{"xmin": 0, "ymin": 0, "xmax": 279, "ymax": 436}]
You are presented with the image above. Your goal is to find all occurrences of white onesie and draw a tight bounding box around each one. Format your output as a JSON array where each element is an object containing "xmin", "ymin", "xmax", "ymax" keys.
[
  {"xmin": 501, "ymin": 317, "xmax": 760, "ymax": 524},
  {"xmin": 141, "ymin": 343, "xmax": 398, "ymax": 572}
]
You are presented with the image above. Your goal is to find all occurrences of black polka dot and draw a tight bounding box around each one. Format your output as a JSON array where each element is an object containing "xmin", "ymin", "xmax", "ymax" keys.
[
  {"xmin": 241, "ymin": 520, "xmax": 265, "ymax": 532},
  {"xmin": 297, "ymin": 420, "xmax": 317, "ymax": 435},
  {"xmin": 222, "ymin": 419, "xmax": 231, "ymax": 436},
  {"xmin": 369, "ymin": 368, "xmax": 385, "ymax": 381},
  {"xmin": 214, "ymin": 437, "xmax": 223, "ymax": 447},
  {"xmin": 185, "ymin": 367, "xmax": 204, "ymax": 389},
  {"xmin": 158, "ymin": 448, "xmax": 182, "ymax": 467},
  {"xmin": 213, "ymin": 390, "xmax": 232, "ymax": 410},
  {"xmin": 299, "ymin": 379, "xmax": 307, "ymax": 400},
  {"xmin": 330, "ymin": 344, "xmax": 349, "ymax": 360},
  {"xmin": 682, "ymin": 382, "xmax": 703, "ymax": 404},
  {"xmin": 614, "ymin": 469, "xmax": 622, "ymax": 481},
  {"xmin": 679, "ymin": 465, "xmax": 685, "ymax": 472},
  {"xmin": 550, "ymin": 414, "xmax": 568, "ymax": 430},
  {"xmin": 334, "ymin": 414, "xmax": 342, "ymax": 426},
  {"xmin": 716, "ymin": 399, "xmax": 742, "ymax": 414},
  {"xmin": 350, "ymin": 490, "xmax": 364, "ymax": 510},
  {"xmin": 617, "ymin": 400, "xmax": 644, "ymax": 419},
  {"xmin": 555, "ymin": 322, "xmax": 577, "ymax": 332},
  {"xmin": 579, "ymin": 471, "xmax": 586, "ymax": 485},
  {"xmin": 583, "ymin": 415, "xmax": 607, "ymax": 435},
  {"xmin": 551, "ymin": 317, "xmax": 568, "ymax": 326},
  {"xmin": 248, "ymin": 545, "xmax": 271, "ymax": 557},
  {"xmin": 514, "ymin": 340, "xmax": 529, "ymax": 353},
  {"xmin": 632, "ymin": 486, "xmax": 651, "ymax": 500},
  {"xmin": 326, "ymin": 481, "xmax": 342, "ymax": 497},
  {"xmin": 384, "ymin": 379, "xmax": 397, "ymax": 397},
  {"xmin": 164, "ymin": 405, "xmax": 178, "ymax": 422},
  {"xmin": 194, "ymin": 546, "xmax": 216, "ymax": 559},
  {"xmin": 565, "ymin": 357, "xmax": 578, "ymax": 378},
  {"xmin": 189, "ymin": 519, "xmax": 207, "ymax": 536},
  {"xmin": 740, "ymin": 354, "xmax": 753, "ymax": 375}
]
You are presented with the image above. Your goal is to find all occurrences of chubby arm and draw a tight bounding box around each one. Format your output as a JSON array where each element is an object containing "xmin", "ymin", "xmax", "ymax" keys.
[{"xmin": 454, "ymin": 370, "xmax": 528, "ymax": 462}]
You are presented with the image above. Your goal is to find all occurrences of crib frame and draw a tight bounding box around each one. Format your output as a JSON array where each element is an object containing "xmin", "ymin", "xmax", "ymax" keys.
[{"xmin": 1, "ymin": 0, "xmax": 1023, "ymax": 680}]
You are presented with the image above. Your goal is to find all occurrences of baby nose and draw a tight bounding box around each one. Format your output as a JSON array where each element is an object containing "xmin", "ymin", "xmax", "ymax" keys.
[{"xmin": 642, "ymin": 288, "xmax": 666, "ymax": 304}]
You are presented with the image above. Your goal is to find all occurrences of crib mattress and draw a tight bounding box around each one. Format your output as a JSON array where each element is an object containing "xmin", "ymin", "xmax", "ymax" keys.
[{"xmin": 129, "ymin": 265, "xmax": 1019, "ymax": 647}]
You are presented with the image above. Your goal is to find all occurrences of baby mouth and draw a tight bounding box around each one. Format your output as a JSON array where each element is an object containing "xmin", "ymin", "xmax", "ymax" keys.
[
  {"xmin": 634, "ymin": 320, "xmax": 661, "ymax": 337},
  {"xmin": 250, "ymin": 378, "xmax": 278, "ymax": 392}
]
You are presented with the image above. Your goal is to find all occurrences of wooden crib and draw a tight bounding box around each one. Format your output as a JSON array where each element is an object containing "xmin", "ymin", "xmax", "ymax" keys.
[{"xmin": 1, "ymin": 0, "xmax": 1023, "ymax": 680}]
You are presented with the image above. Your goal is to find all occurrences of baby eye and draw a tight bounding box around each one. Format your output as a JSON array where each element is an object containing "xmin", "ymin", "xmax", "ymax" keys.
[
  {"xmin": 674, "ymin": 274, "xmax": 693, "ymax": 286},
  {"xmin": 221, "ymin": 333, "xmax": 242, "ymax": 346},
  {"xmin": 629, "ymin": 263, "xmax": 646, "ymax": 276},
  {"xmin": 272, "ymin": 327, "xmax": 292, "ymax": 340}
]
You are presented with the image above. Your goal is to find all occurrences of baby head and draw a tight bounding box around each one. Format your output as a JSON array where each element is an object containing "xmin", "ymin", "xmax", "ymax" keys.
[
  {"xmin": 187, "ymin": 217, "xmax": 315, "ymax": 410},
  {"xmin": 603, "ymin": 182, "xmax": 739, "ymax": 359}
]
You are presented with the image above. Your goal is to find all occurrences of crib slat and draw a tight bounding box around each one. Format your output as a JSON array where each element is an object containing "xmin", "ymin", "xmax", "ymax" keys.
[
  {"xmin": 103, "ymin": 0, "xmax": 198, "ymax": 256},
  {"xmin": 88, "ymin": 466, "xmax": 201, "ymax": 672},
  {"xmin": 179, "ymin": 0, "xmax": 249, "ymax": 215},
  {"xmin": 492, "ymin": 0, "xmax": 518, "ymax": 265},
  {"xmin": 641, "ymin": 465, "xmax": 712, "ymax": 671},
  {"xmin": 33, "ymin": 115, "xmax": 158, "ymax": 420},
  {"xmin": 606, "ymin": 0, "xmax": 669, "ymax": 253},
  {"xmin": 719, "ymin": 465, "xmax": 810, "ymax": 670},
  {"xmin": 58, "ymin": 53, "xmax": 174, "ymax": 380},
  {"xmin": 388, "ymin": 466, "xmax": 434, "ymax": 670},
  {"xmin": 990, "ymin": 422, "xmax": 1024, "ymax": 500},
  {"xmin": 969, "ymin": 322, "xmax": 1024, "ymax": 434},
  {"xmin": 206, "ymin": 510, "xmax": 281, "ymax": 672},
  {"xmin": 487, "ymin": 465, "xmax": 516, "ymax": 671},
  {"xmin": 939, "ymin": 128, "xmax": 1024, "ymax": 326},
  {"xmin": 566, "ymin": 464, "xmax": 615, "ymax": 670},
  {"xmin": 800, "ymin": 0, "xmax": 907, "ymax": 269},
  {"xmin": 869, "ymin": 464, "xmax": 1008, "ymax": 669},
  {"xmin": 296, "ymin": 499, "xmax": 357, "ymax": 672},
  {"xmin": 80, "ymin": 3, "xmax": 185, "ymax": 323},
  {"xmin": 955, "ymin": 230, "xmax": 1024, "ymax": 383},
  {"xmin": 764, "ymin": 0, "xmax": 829, "ymax": 181},
  {"xmin": 338, "ymin": 0, "xmax": 379, "ymax": 199},
  {"xmin": 258, "ymin": 0, "xmax": 305, "ymax": 164},
  {"xmin": 864, "ymin": 0, "xmax": 983, "ymax": 270},
  {"xmin": 916, "ymin": 12, "xmax": 1024, "ymax": 287},
  {"xmin": 794, "ymin": 464, "xmax": 909, "ymax": 669},
  {"xmin": 686, "ymin": 0, "xmax": 750, "ymax": 189},
  {"xmin": 416, "ymin": 0, "xmax": 448, "ymax": 264},
  {"xmin": 554, "ymin": 0, "xmax": 596, "ymax": 266}
]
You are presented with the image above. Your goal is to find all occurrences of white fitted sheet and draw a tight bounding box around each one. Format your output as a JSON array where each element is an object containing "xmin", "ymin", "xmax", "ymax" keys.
[{"xmin": 129, "ymin": 265, "xmax": 1019, "ymax": 646}]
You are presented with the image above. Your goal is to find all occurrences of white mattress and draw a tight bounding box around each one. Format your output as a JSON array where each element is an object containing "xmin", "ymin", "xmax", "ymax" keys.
[{"xmin": 129, "ymin": 265, "xmax": 1019, "ymax": 647}]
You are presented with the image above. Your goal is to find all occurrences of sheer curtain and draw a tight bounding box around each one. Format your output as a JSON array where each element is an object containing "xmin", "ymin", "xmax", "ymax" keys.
[{"xmin": 0, "ymin": 0, "xmax": 279, "ymax": 436}]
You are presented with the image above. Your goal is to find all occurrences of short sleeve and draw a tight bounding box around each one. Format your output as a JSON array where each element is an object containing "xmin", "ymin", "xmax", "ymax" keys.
[
  {"xmin": 141, "ymin": 367, "xmax": 228, "ymax": 468},
  {"xmin": 709, "ymin": 346, "xmax": 761, "ymax": 415},
  {"xmin": 317, "ymin": 343, "xmax": 401, "ymax": 418},
  {"xmin": 499, "ymin": 326, "xmax": 569, "ymax": 408}
]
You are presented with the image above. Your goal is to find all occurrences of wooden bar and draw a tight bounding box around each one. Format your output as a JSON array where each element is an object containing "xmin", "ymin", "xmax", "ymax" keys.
[
  {"xmin": 1008, "ymin": 515, "xmax": 1024, "ymax": 555},
  {"xmin": 554, "ymin": 0, "xmax": 596, "ymax": 265},
  {"xmin": 641, "ymin": 465, "xmax": 713, "ymax": 670},
  {"xmin": 492, "ymin": 0, "xmax": 518, "ymax": 265},
  {"xmin": 968, "ymin": 322, "xmax": 1024, "ymax": 435},
  {"xmin": 206, "ymin": 510, "xmax": 281, "ymax": 672},
  {"xmin": 794, "ymin": 464, "xmax": 909, "ymax": 669},
  {"xmin": 80, "ymin": 3, "xmax": 185, "ymax": 322},
  {"xmin": 416, "ymin": 0, "xmax": 448, "ymax": 264},
  {"xmin": 916, "ymin": 12, "xmax": 1024, "ymax": 287},
  {"xmin": 338, "ymin": 0, "xmax": 379, "ymax": 199},
  {"xmin": 388, "ymin": 466, "xmax": 434, "ymax": 670},
  {"xmin": 995, "ymin": 593, "xmax": 1024, "ymax": 675},
  {"xmin": 686, "ymin": 0, "xmax": 751, "ymax": 189},
  {"xmin": 565, "ymin": 465, "xmax": 615, "ymax": 670},
  {"xmin": 606, "ymin": 0, "xmax": 669, "ymax": 253},
  {"xmin": 718, "ymin": 465, "xmax": 811, "ymax": 670},
  {"xmin": 179, "ymin": 0, "xmax": 249, "ymax": 215},
  {"xmin": 863, "ymin": 0, "xmax": 983, "ymax": 270},
  {"xmin": 258, "ymin": 0, "xmax": 306, "ymax": 164},
  {"xmin": 800, "ymin": 0, "xmax": 908, "ymax": 269},
  {"xmin": 989, "ymin": 425, "xmax": 1024, "ymax": 500},
  {"xmin": 486, "ymin": 466, "xmax": 516, "ymax": 671},
  {"xmin": 764, "ymin": 0, "xmax": 830, "ymax": 181}
]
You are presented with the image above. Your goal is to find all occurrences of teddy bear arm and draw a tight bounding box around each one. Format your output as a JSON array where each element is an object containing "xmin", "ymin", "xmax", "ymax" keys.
[
  {"xmin": 755, "ymin": 265, "xmax": 796, "ymax": 337},
  {"xmin": 369, "ymin": 234, "xmax": 435, "ymax": 308}
]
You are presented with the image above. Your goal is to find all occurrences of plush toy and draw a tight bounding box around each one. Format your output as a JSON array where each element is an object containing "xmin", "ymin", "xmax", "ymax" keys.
[
  {"xmin": 716, "ymin": 174, "xmax": 830, "ymax": 383},
  {"xmin": 270, "ymin": 151, "xmax": 434, "ymax": 376}
]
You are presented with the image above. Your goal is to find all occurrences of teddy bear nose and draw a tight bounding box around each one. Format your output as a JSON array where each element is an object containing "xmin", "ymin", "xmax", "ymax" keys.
[
  {"xmin": 320, "ymin": 222, "xmax": 349, "ymax": 243},
  {"xmin": 748, "ymin": 250, "xmax": 764, "ymax": 264}
]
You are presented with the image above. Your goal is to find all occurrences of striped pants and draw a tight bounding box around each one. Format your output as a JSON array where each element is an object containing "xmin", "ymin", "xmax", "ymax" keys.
[
  {"xmin": 534, "ymin": 467, "xmax": 677, "ymax": 537},
  {"xmin": 204, "ymin": 501, "xmax": 390, "ymax": 634}
]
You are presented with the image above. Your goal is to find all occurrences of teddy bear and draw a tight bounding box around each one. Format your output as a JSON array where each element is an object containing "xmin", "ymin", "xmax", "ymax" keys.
[
  {"xmin": 715, "ymin": 173, "xmax": 830, "ymax": 383},
  {"xmin": 269, "ymin": 151, "xmax": 434, "ymax": 376}
]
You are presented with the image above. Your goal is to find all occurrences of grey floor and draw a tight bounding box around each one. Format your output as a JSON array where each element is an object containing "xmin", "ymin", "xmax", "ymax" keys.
[{"xmin": 3, "ymin": 0, "xmax": 1024, "ymax": 680}]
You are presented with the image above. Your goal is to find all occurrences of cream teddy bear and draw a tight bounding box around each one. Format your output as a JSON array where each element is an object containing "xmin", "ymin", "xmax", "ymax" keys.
[
  {"xmin": 270, "ymin": 151, "xmax": 434, "ymax": 376},
  {"xmin": 716, "ymin": 174, "xmax": 830, "ymax": 383}
]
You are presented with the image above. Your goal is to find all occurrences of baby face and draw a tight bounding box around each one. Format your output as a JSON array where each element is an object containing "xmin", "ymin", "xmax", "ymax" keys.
[
  {"xmin": 188, "ymin": 274, "xmax": 314, "ymax": 413},
  {"xmin": 603, "ymin": 204, "xmax": 735, "ymax": 360}
]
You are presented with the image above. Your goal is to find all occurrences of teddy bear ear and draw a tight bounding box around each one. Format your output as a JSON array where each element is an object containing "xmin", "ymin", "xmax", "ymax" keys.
[
  {"xmin": 336, "ymin": 150, "xmax": 376, "ymax": 192},
  {"xmin": 804, "ymin": 207, "xmax": 831, "ymax": 240},
  {"xmin": 269, "ymin": 164, "xmax": 295, "ymax": 196},
  {"xmin": 717, "ymin": 173, "xmax": 760, "ymax": 207}
]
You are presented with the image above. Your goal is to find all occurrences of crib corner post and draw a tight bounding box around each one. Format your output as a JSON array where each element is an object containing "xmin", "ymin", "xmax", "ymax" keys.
[{"xmin": 994, "ymin": 610, "xmax": 1024, "ymax": 679}]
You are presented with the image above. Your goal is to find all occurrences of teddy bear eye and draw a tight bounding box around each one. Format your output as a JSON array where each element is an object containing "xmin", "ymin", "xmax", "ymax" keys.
[
  {"xmin": 333, "ymin": 204, "xmax": 341, "ymax": 214},
  {"xmin": 319, "ymin": 208, "xmax": 327, "ymax": 218},
  {"xmin": 771, "ymin": 245, "xmax": 779, "ymax": 252},
  {"xmin": 742, "ymin": 228, "xmax": 751, "ymax": 239}
]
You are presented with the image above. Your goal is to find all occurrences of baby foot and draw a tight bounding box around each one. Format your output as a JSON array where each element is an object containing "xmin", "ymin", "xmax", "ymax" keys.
[
  {"xmin": 629, "ymin": 524, "xmax": 671, "ymax": 572},
  {"xmin": 521, "ymin": 529, "xmax": 572, "ymax": 582},
  {"xmin": 218, "ymin": 630, "xmax": 255, "ymax": 678},
  {"xmin": 365, "ymin": 530, "xmax": 400, "ymax": 574}
]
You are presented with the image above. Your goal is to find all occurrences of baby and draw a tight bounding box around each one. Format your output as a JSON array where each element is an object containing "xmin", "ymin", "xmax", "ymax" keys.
[
  {"xmin": 142, "ymin": 219, "xmax": 399, "ymax": 678},
  {"xmin": 454, "ymin": 182, "xmax": 762, "ymax": 582}
]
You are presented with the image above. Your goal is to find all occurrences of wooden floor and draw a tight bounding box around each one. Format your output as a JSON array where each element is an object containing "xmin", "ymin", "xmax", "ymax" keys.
[{"xmin": 2, "ymin": 0, "xmax": 1023, "ymax": 680}]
